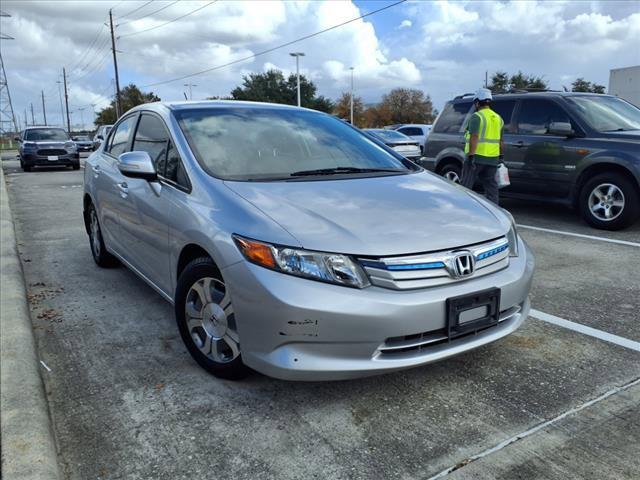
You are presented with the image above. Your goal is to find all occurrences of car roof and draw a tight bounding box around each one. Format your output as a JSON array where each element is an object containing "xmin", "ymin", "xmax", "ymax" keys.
[
  {"xmin": 451, "ymin": 91, "xmax": 618, "ymax": 103},
  {"xmin": 24, "ymin": 126, "xmax": 65, "ymax": 130},
  {"xmin": 127, "ymin": 100, "xmax": 316, "ymax": 116}
]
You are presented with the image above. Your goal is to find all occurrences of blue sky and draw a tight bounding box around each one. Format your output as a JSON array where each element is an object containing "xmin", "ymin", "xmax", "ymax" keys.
[{"xmin": 1, "ymin": 0, "xmax": 638, "ymax": 130}]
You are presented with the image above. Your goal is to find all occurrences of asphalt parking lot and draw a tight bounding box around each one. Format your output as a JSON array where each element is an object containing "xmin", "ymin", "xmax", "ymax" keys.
[{"xmin": 2, "ymin": 154, "xmax": 639, "ymax": 480}]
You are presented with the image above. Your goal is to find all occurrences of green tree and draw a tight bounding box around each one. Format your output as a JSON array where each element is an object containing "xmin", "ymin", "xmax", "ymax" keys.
[
  {"xmin": 571, "ymin": 78, "xmax": 605, "ymax": 94},
  {"xmin": 489, "ymin": 71, "xmax": 548, "ymax": 93},
  {"xmin": 230, "ymin": 69, "xmax": 333, "ymax": 112},
  {"xmin": 95, "ymin": 84, "xmax": 161, "ymax": 125},
  {"xmin": 377, "ymin": 88, "xmax": 435, "ymax": 125},
  {"xmin": 333, "ymin": 92, "xmax": 365, "ymax": 126}
]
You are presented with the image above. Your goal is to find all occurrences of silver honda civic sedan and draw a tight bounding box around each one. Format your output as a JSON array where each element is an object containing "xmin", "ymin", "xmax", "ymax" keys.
[{"xmin": 83, "ymin": 101, "xmax": 534, "ymax": 381}]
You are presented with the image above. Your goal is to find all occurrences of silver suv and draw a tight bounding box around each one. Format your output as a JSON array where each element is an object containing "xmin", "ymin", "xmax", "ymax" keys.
[{"xmin": 83, "ymin": 101, "xmax": 534, "ymax": 381}]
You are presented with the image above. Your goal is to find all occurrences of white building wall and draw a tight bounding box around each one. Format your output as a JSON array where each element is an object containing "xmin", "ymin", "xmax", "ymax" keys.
[{"xmin": 609, "ymin": 66, "xmax": 640, "ymax": 107}]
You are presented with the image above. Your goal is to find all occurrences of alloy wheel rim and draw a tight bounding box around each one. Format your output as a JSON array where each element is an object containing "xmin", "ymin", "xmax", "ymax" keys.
[
  {"xmin": 588, "ymin": 183, "xmax": 625, "ymax": 221},
  {"xmin": 185, "ymin": 276, "xmax": 240, "ymax": 363},
  {"xmin": 445, "ymin": 170, "xmax": 460, "ymax": 183},
  {"xmin": 90, "ymin": 210, "xmax": 101, "ymax": 257}
]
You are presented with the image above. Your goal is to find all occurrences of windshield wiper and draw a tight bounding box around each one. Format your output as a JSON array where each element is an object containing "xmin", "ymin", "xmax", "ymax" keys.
[{"xmin": 290, "ymin": 166, "xmax": 405, "ymax": 177}]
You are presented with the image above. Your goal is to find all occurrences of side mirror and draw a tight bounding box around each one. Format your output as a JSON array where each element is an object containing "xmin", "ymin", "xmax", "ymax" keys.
[
  {"xmin": 96, "ymin": 135, "xmax": 104, "ymax": 141},
  {"xmin": 72, "ymin": 137, "xmax": 78, "ymax": 141},
  {"xmin": 117, "ymin": 151, "xmax": 157, "ymax": 181},
  {"xmin": 548, "ymin": 122, "xmax": 574, "ymax": 137},
  {"xmin": 14, "ymin": 136, "xmax": 21, "ymax": 142}
]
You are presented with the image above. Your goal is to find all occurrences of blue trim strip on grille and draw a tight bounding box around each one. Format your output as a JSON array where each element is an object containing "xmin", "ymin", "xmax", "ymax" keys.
[
  {"xmin": 360, "ymin": 260, "xmax": 446, "ymax": 271},
  {"xmin": 475, "ymin": 243, "xmax": 509, "ymax": 260}
]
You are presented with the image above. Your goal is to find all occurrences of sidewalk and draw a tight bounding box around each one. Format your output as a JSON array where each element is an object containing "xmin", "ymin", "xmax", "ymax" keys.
[{"xmin": 1, "ymin": 165, "xmax": 61, "ymax": 479}]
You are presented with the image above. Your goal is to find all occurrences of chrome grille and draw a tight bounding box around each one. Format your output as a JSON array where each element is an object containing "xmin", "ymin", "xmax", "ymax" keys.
[
  {"xmin": 377, "ymin": 304, "xmax": 522, "ymax": 358},
  {"xmin": 359, "ymin": 236, "xmax": 510, "ymax": 290}
]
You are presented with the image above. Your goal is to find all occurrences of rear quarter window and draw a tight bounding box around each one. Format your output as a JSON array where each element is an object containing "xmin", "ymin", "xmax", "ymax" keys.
[{"xmin": 433, "ymin": 102, "xmax": 472, "ymax": 133}]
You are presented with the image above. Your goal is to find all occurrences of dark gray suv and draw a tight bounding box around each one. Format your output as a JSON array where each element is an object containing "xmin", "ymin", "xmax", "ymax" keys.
[
  {"xmin": 422, "ymin": 92, "xmax": 640, "ymax": 230},
  {"xmin": 17, "ymin": 127, "xmax": 80, "ymax": 172}
]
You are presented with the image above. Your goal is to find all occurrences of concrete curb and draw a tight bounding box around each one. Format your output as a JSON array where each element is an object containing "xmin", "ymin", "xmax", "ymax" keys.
[{"xmin": 1, "ymin": 166, "xmax": 61, "ymax": 479}]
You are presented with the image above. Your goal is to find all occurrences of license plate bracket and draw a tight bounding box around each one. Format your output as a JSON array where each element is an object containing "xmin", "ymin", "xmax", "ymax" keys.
[{"xmin": 446, "ymin": 288, "xmax": 500, "ymax": 338}]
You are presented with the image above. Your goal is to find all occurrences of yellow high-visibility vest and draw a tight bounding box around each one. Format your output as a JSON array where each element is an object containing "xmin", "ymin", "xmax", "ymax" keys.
[{"xmin": 464, "ymin": 108, "xmax": 504, "ymax": 157}]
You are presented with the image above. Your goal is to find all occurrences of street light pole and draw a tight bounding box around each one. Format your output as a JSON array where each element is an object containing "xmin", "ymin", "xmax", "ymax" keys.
[
  {"xmin": 349, "ymin": 67, "xmax": 355, "ymax": 125},
  {"xmin": 289, "ymin": 52, "xmax": 305, "ymax": 107}
]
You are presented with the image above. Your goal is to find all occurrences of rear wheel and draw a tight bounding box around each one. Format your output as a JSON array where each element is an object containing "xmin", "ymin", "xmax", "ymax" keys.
[
  {"xmin": 175, "ymin": 257, "xmax": 249, "ymax": 380},
  {"xmin": 88, "ymin": 204, "xmax": 119, "ymax": 267},
  {"xmin": 71, "ymin": 161, "xmax": 80, "ymax": 170},
  {"xmin": 579, "ymin": 173, "xmax": 639, "ymax": 230},
  {"xmin": 440, "ymin": 162, "xmax": 462, "ymax": 184}
]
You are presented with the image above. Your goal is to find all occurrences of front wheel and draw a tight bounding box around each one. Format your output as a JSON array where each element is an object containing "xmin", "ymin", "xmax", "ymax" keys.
[
  {"xmin": 71, "ymin": 161, "xmax": 80, "ymax": 170},
  {"xmin": 175, "ymin": 257, "xmax": 249, "ymax": 380},
  {"xmin": 579, "ymin": 173, "xmax": 639, "ymax": 230}
]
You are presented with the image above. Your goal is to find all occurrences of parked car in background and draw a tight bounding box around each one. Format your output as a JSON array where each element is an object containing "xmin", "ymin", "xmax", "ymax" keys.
[
  {"xmin": 422, "ymin": 91, "xmax": 640, "ymax": 230},
  {"xmin": 83, "ymin": 100, "xmax": 533, "ymax": 381},
  {"xmin": 92, "ymin": 124, "xmax": 113, "ymax": 151},
  {"xmin": 73, "ymin": 135, "xmax": 94, "ymax": 152},
  {"xmin": 393, "ymin": 124, "xmax": 432, "ymax": 153},
  {"xmin": 364, "ymin": 128, "xmax": 422, "ymax": 160},
  {"xmin": 16, "ymin": 126, "xmax": 80, "ymax": 172}
]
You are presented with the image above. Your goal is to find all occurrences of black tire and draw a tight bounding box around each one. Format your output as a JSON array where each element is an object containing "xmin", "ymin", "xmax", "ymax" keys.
[
  {"xmin": 87, "ymin": 204, "xmax": 119, "ymax": 267},
  {"xmin": 21, "ymin": 158, "xmax": 31, "ymax": 172},
  {"xmin": 440, "ymin": 162, "xmax": 462, "ymax": 184},
  {"xmin": 579, "ymin": 173, "xmax": 639, "ymax": 230},
  {"xmin": 72, "ymin": 161, "xmax": 80, "ymax": 170},
  {"xmin": 175, "ymin": 257, "xmax": 250, "ymax": 380}
]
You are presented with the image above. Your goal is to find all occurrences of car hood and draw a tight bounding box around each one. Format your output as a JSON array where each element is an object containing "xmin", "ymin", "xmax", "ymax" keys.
[
  {"xmin": 224, "ymin": 172, "xmax": 508, "ymax": 256},
  {"xmin": 27, "ymin": 141, "xmax": 69, "ymax": 147},
  {"xmin": 597, "ymin": 130, "xmax": 640, "ymax": 143}
]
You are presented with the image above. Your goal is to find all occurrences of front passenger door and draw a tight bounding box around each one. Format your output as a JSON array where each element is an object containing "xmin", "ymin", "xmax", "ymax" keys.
[
  {"xmin": 117, "ymin": 113, "xmax": 184, "ymax": 295},
  {"xmin": 509, "ymin": 99, "xmax": 585, "ymax": 197}
]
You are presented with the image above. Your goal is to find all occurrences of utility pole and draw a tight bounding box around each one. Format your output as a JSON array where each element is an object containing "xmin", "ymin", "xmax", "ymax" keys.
[
  {"xmin": 183, "ymin": 83, "xmax": 197, "ymax": 100},
  {"xmin": 289, "ymin": 52, "xmax": 305, "ymax": 107},
  {"xmin": 78, "ymin": 107, "xmax": 86, "ymax": 131},
  {"xmin": 349, "ymin": 67, "xmax": 355, "ymax": 126},
  {"xmin": 63, "ymin": 67, "xmax": 71, "ymax": 133},
  {"xmin": 109, "ymin": 9, "xmax": 122, "ymax": 117},
  {"xmin": 485, "ymin": 70, "xmax": 488, "ymax": 88},
  {"xmin": 30, "ymin": 102, "xmax": 35, "ymax": 125},
  {"xmin": 41, "ymin": 89, "xmax": 47, "ymax": 125},
  {"xmin": 56, "ymin": 80, "xmax": 64, "ymax": 127}
]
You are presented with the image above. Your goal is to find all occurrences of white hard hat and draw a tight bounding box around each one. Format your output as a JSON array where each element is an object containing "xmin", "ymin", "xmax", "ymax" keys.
[{"xmin": 474, "ymin": 88, "xmax": 493, "ymax": 101}]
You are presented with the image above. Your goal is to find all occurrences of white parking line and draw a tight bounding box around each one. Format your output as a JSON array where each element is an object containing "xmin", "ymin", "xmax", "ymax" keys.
[
  {"xmin": 530, "ymin": 308, "xmax": 640, "ymax": 352},
  {"xmin": 427, "ymin": 377, "xmax": 640, "ymax": 479},
  {"xmin": 517, "ymin": 224, "xmax": 640, "ymax": 248}
]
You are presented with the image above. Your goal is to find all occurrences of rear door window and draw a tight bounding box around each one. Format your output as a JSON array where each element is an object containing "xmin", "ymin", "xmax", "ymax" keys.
[
  {"xmin": 433, "ymin": 102, "xmax": 472, "ymax": 133},
  {"xmin": 491, "ymin": 100, "xmax": 516, "ymax": 129},
  {"xmin": 516, "ymin": 99, "xmax": 572, "ymax": 135}
]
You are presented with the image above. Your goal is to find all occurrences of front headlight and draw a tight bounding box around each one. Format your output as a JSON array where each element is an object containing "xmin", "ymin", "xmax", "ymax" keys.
[
  {"xmin": 500, "ymin": 209, "xmax": 519, "ymax": 257},
  {"xmin": 233, "ymin": 235, "xmax": 370, "ymax": 288},
  {"xmin": 22, "ymin": 141, "xmax": 37, "ymax": 150},
  {"xmin": 65, "ymin": 141, "xmax": 77, "ymax": 151}
]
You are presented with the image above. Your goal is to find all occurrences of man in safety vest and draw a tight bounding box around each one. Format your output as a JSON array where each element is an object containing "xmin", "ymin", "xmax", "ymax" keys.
[{"xmin": 461, "ymin": 88, "xmax": 504, "ymax": 205}]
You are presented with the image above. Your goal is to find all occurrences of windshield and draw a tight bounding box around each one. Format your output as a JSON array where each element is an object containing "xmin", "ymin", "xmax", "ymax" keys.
[
  {"xmin": 366, "ymin": 129, "xmax": 409, "ymax": 141},
  {"xmin": 565, "ymin": 96, "xmax": 640, "ymax": 132},
  {"xmin": 176, "ymin": 107, "xmax": 411, "ymax": 181},
  {"xmin": 75, "ymin": 136, "xmax": 90, "ymax": 141},
  {"xmin": 24, "ymin": 128, "xmax": 69, "ymax": 141}
]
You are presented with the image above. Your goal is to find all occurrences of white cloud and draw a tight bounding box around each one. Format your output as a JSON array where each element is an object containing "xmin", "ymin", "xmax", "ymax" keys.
[
  {"xmin": 1, "ymin": 0, "xmax": 421, "ymax": 128},
  {"xmin": 398, "ymin": 19, "xmax": 412, "ymax": 29}
]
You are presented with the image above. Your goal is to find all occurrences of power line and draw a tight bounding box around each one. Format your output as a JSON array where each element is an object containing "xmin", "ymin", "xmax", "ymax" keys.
[
  {"xmin": 117, "ymin": 0, "xmax": 180, "ymax": 27},
  {"xmin": 114, "ymin": 0, "xmax": 154, "ymax": 20},
  {"xmin": 141, "ymin": 0, "xmax": 406, "ymax": 88},
  {"xmin": 67, "ymin": 24, "xmax": 108, "ymax": 75},
  {"xmin": 119, "ymin": 1, "xmax": 217, "ymax": 38}
]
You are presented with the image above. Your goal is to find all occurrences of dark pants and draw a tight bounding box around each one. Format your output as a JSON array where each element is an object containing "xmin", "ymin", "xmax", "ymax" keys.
[{"xmin": 462, "ymin": 162, "xmax": 499, "ymax": 205}]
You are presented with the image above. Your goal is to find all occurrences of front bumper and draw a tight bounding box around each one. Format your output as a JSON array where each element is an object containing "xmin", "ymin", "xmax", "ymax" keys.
[
  {"xmin": 223, "ymin": 237, "xmax": 535, "ymax": 381},
  {"xmin": 21, "ymin": 152, "xmax": 79, "ymax": 166},
  {"xmin": 419, "ymin": 156, "xmax": 437, "ymax": 171}
]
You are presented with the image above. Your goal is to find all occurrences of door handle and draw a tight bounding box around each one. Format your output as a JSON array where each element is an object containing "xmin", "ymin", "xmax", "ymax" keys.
[
  {"xmin": 509, "ymin": 141, "xmax": 525, "ymax": 148},
  {"xmin": 92, "ymin": 164, "xmax": 100, "ymax": 178},
  {"xmin": 117, "ymin": 181, "xmax": 128, "ymax": 198}
]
